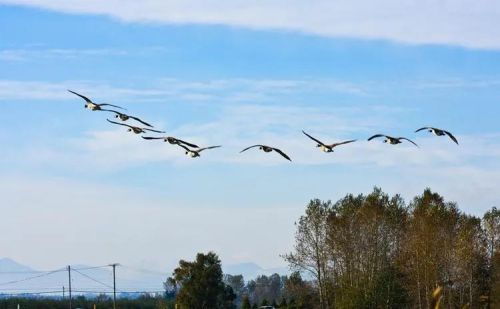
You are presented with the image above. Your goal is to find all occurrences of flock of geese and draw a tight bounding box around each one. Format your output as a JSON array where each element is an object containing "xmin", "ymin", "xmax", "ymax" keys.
[{"xmin": 68, "ymin": 90, "xmax": 459, "ymax": 162}]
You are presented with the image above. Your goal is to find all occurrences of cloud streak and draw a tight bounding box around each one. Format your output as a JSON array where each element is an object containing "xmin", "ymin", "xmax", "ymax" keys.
[
  {"xmin": 1, "ymin": 0, "xmax": 500, "ymax": 49},
  {"xmin": 0, "ymin": 48, "xmax": 128, "ymax": 62},
  {"xmin": 0, "ymin": 78, "xmax": 368, "ymax": 103}
]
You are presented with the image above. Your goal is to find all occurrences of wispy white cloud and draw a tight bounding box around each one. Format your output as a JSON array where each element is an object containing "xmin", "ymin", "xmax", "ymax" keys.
[
  {"xmin": 21, "ymin": 102, "xmax": 411, "ymax": 169},
  {"xmin": 4, "ymin": 76, "xmax": 500, "ymax": 105},
  {"xmin": 8, "ymin": 96, "xmax": 499, "ymax": 169},
  {"xmin": 1, "ymin": 0, "xmax": 500, "ymax": 49},
  {"xmin": 413, "ymin": 78, "xmax": 500, "ymax": 89},
  {"xmin": 0, "ymin": 78, "xmax": 368, "ymax": 103},
  {"xmin": 0, "ymin": 80, "xmax": 170, "ymax": 101},
  {"xmin": 2, "ymin": 77, "xmax": 499, "ymax": 169},
  {"xmin": 0, "ymin": 48, "xmax": 128, "ymax": 61}
]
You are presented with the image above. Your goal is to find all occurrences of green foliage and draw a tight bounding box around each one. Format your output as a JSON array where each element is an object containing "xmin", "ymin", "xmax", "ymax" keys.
[
  {"xmin": 246, "ymin": 273, "xmax": 284, "ymax": 305},
  {"xmin": 168, "ymin": 251, "xmax": 235, "ymax": 309},
  {"xmin": 278, "ymin": 297, "xmax": 287, "ymax": 307},
  {"xmin": 241, "ymin": 295, "xmax": 252, "ymax": 309},
  {"xmin": 282, "ymin": 271, "xmax": 318, "ymax": 308},
  {"xmin": 224, "ymin": 274, "xmax": 246, "ymax": 306},
  {"xmin": 0, "ymin": 295, "xmax": 174, "ymax": 309}
]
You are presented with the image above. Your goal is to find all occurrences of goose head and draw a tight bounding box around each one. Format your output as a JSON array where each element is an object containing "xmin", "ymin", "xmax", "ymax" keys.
[
  {"xmin": 84, "ymin": 104, "xmax": 88, "ymax": 108},
  {"xmin": 383, "ymin": 139, "xmax": 389, "ymax": 143},
  {"xmin": 127, "ymin": 128, "xmax": 132, "ymax": 132},
  {"xmin": 114, "ymin": 114, "xmax": 120, "ymax": 119}
]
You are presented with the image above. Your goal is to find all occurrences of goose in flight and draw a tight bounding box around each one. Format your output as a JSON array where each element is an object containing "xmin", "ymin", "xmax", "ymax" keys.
[
  {"xmin": 106, "ymin": 119, "xmax": 164, "ymax": 134},
  {"xmin": 415, "ymin": 127, "xmax": 458, "ymax": 145},
  {"xmin": 240, "ymin": 145, "xmax": 292, "ymax": 161},
  {"xmin": 142, "ymin": 136, "xmax": 199, "ymax": 148},
  {"xmin": 68, "ymin": 90, "xmax": 125, "ymax": 111},
  {"xmin": 177, "ymin": 144, "xmax": 221, "ymax": 158},
  {"xmin": 302, "ymin": 130, "xmax": 356, "ymax": 153},
  {"xmin": 368, "ymin": 134, "xmax": 419, "ymax": 147},
  {"xmin": 105, "ymin": 110, "xmax": 153, "ymax": 128}
]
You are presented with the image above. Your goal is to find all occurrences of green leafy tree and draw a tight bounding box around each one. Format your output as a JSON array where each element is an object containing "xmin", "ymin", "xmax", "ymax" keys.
[
  {"xmin": 278, "ymin": 297, "xmax": 287, "ymax": 308},
  {"xmin": 167, "ymin": 252, "xmax": 235, "ymax": 309},
  {"xmin": 224, "ymin": 274, "xmax": 246, "ymax": 305},
  {"xmin": 241, "ymin": 295, "xmax": 252, "ymax": 309},
  {"xmin": 283, "ymin": 271, "xmax": 318, "ymax": 308}
]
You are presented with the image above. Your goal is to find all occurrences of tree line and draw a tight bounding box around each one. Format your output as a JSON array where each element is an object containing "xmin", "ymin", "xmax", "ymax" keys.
[
  {"xmin": 284, "ymin": 188, "xmax": 499, "ymax": 309},
  {"xmin": 163, "ymin": 188, "xmax": 498, "ymax": 308},
  {"xmin": 1, "ymin": 188, "xmax": 498, "ymax": 308},
  {"xmin": 164, "ymin": 252, "xmax": 317, "ymax": 309},
  {"xmin": 0, "ymin": 294, "xmax": 174, "ymax": 309}
]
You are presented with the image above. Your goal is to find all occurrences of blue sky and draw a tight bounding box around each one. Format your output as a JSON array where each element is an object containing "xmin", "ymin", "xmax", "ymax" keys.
[{"xmin": 1, "ymin": 1, "xmax": 500, "ymax": 273}]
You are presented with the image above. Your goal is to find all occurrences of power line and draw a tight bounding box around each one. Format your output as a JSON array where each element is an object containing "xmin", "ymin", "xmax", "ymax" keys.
[
  {"xmin": 73, "ymin": 265, "xmax": 111, "ymax": 271},
  {"xmin": 0, "ymin": 287, "xmax": 65, "ymax": 291},
  {"xmin": 0, "ymin": 265, "xmax": 109, "ymax": 275},
  {"xmin": 0, "ymin": 268, "xmax": 66, "ymax": 286},
  {"xmin": 0, "ymin": 286, "xmax": 166, "ymax": 295},
  {"xmin": 0, "ymin": 270, "xmax": 55, "ymax": 274},
  {"xmin": 73, "ymin": 290, "xmax": 165, "ymax": 294},
  {"xmin": 72, "ymin": 269, "xmax": 113, "ymax": 289},
  {"xmin": 0, "ymin": 290, "xmax": 64, "ymax": 296}
]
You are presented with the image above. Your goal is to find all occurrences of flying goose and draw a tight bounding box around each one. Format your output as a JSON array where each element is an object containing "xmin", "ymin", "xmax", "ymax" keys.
[
  {"xmin": 368, "ymin": 134, "xmax": 419, "ymax": 147},
  {"xmin": 106, "ymin": 119, "xmax": 164, "ymax": 134},
  {"xmin": 68, "ymin": 90, "xmax": 125, "ymax": 111},
  {"xmin": 142, "ymin": 136, "xmax": 199, "ymax": 148},
  {"xmin": 415, "ymin": 127, "xmax": 458, "ymax": 145},
  {"xmin": 240, "ymin": 145, "xmax": 292, "ymax": 161},
  {"xmin": 302, "ymin": 130, "xmax": 356, "ymax": 153},
  {"xmin": 105, "ymin": 110, "xmax": 153, "ymax": 128},
  {"xmin": 177, "ymin": 144, "xmax": 221, "ymax": 158}
]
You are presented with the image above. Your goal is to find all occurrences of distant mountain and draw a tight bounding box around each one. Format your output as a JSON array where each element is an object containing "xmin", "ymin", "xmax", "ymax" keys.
[
  {"xmin": 0, "ymin": 258, "xmax": 34, "ymax": 273},
  {"xmin": 0, "ymin": 258, "xmax": 288, "ymax": 296},
  {"xmin": 222, "ymin": 262, "xmax": 289, "ymax": 280},
  {"xmin": 0, "ymin": 258, "xmax": 165, "ymax": 296}
]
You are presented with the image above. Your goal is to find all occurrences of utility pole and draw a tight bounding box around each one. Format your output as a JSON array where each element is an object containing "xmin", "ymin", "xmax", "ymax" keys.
[
  {"xmin": 67, "ymin": 266, "xmax": 72, "ymax": 309},
  {"xmin": 110, "ymin": 263, "xmax": 120, "ymax": 309},
  {"xmin": 63, "ymin": 286, "xmax": 65, "ymax": 299}
]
